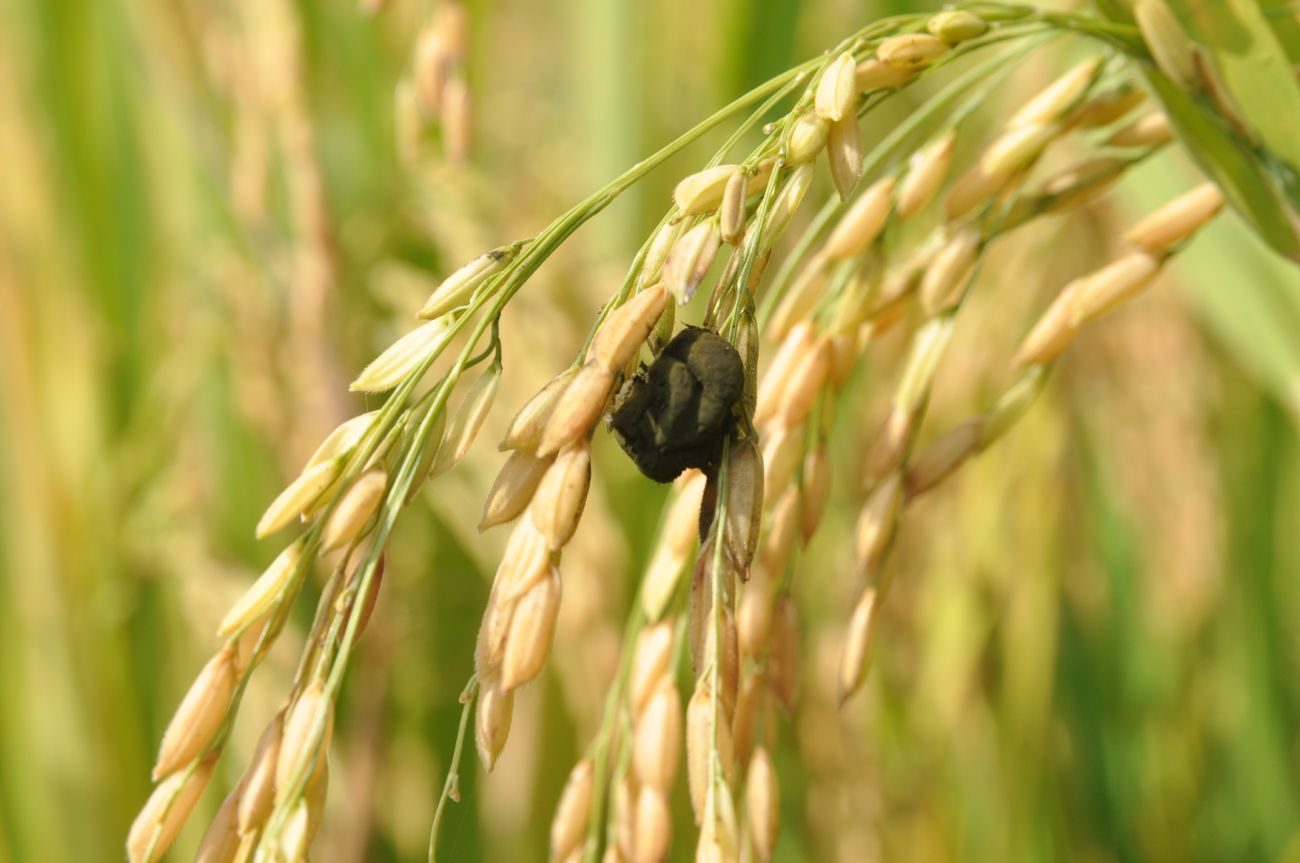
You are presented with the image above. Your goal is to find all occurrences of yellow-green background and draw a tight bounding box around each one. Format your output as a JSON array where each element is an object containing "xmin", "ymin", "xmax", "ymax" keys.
[{"xmin": 2, "ymin": 0, "xmax": 1300, "ymax": 861}]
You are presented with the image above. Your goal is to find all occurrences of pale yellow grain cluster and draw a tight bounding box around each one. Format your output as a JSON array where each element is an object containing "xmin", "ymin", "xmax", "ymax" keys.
[
  {"xmin": 1013, "ymin": 183, "xmax": 1222, "ymax": 369},
  {"xmin": 473, "ymin": 285, "xmax": 668, "ymax": 769},
  {"xmin": 176, "ymin": 679, "xmax": 331, "ymax": 863},
  {"xmin": 630, "ymin": 624, "xmax": 683, "ymax": 863},
  {"xmin": 948, "ymin": 59, "xmax": 1102, "ymax": 221},
  {"xmin": 548, "ymin": 759, "xmax": 595, "ymax": 862},
  {"xmin": 399, "ymin": 1, "xmax": 471, "ymax": 164},
  {"xmin": 640, "ymin": 471, "xmax": 709, "ymax": 620}
]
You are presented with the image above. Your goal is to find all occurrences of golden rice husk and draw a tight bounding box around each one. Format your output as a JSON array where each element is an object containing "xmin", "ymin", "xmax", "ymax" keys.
[
  {"xmin": 126, "ymin": 756, "xmax": 216, "ymax": 863},
  {"xmin": 633, "ymin": 786, "xmax": 672, "ymax": 863},
  {"xmin": 854, "ymin": 58, "xmax": 915, "ymax": 91},
  {"xmin": 550, "ymin": 760, "xmax": 595, "ymax": 862},
  {"xmin": 633, "ymin": 680, "xmax": 683, "ymax": 793},
  {"xmin": 769, "ymin": 597, "xmax": 799, "ymax": 711},
  {"xmin": 876, "ymin": 33, "xmax": 948, "ymax": 68},
  {"xmin": 237, "ymin": 711, "xmax": 285, "ymax": 834},
  {"xmin": 1135, "ymin": 0, "xmax": 1198, "ymax": 90},
  {"xmin": 774, "ymin": 337, "xmax": 831, "ymax": 427},
  {"xmin": 854, "ymin": 472, "xmax": 902, "ymax": 576},
  {"xmin": 746, "ymin": 747, "xmax": 780, "ymax": 861},
  {"xmin": 686, "ymin": 683, "xmax": 734, "ymax": 823},
  {"xmin": 480, "ymin": 450, "xmax": 554, "ymax": 531},
  {"xmin": 153, "ymin": 647, "xmax": 237, "ymax": 780},
  {"xmin": 530, "ymin": 443, "xmax": 592, "ymax": 551},
  {"xmin": 591, "ymin": 284, "xmax": 670, "ymax": 373},
  {"xmin": 630, "ymin": 623, "xmax": 676, "ymax": 718},
  {"xmin": 501, "ymin": 368, "xmax": 580, "ymax": 453},
  {"xmin": 767, "ymin": 254, "xmax": 829, "ymax": 344},
  {"xmin": 274, "ymin": 681, "xmax": 333, "ymax": 804},
  {"xmin": 896, "ymin": 130, "xmax": 956, "ymax": 220},
  {"xmin": 719, "ymin": 171, "xmax": 749, "ymax": 245},
  {"xmin": 321, "ymin": 469, "xmax": 387, "ymax": 552},
  {"xmin": 1065, "ymin": 251, "xmax": 1163, "ymax": 326},
  {"xmin": 663, "ymin": 221, "xmax": 722, "ymax": 304},
  {"xmin": 1012, "ymin": 288, "xmax": 1079, "ymax": 368},
  {"xmin": 730, "ymin": 671, "xmax": 761, "ymax": 771},
  {"xmin": 217, "ymin": 540, "xmax": 305, "ymax": 638},
  {"xmin": 824, "ymin": 176, "xmax": 896, "ymax": 260},
  {"xmin": 926, "ymin": 9, "xmax": 987, "ymax": 43},
  {"xmin": 475, "ymin": 679, "xmax": 514, "ymax": 771},
  {"xmin": 537, "ymin": 361, "xmax": 615, "ymax": 458},
  {"xmin": 800, "ymin": 444, "xmax": 832, "ymax": 541},
  {"xmin": 1104, "ymin": 111, "xmax": 1172, "ymax": 148},
  {"xmin": 737, "ymin": 563, "xmax": 775, "ymax": 659},
  {"xmin": 492, "ymin": 514, "xmax": 552, "ymax": 602},
  {"xmin": 757, "ymin": 489, "xmax": 799, "ymax": 579},
  {"xmin": 1123, "ymin": 183, "xmax": 1222, "ymax": 254},
  {"xmin": 827, "ymin": 114, "xmax": 865, "ymax": 201},
  {"xmin": 785, "ymin": 113, "xmax": 830, "ymax": 165},
  {"xmin": 980, "ymin": 121, "xmax": 1059, "ymax": 179},
  {"xmin": 724, "ymin": 438, "xmax": 764, "ymax": 571},
  {"xmin": 1007, "ymin": 58, "xmax": 1099, "ymax": 129},
  {"xmin": 194, "ymin": 788, "xmax": 240, "ymax": 863},
  {"xmin": 814, "ymin": 51, "xmax": 858, "ymax": 122},
  {"xmin": 255, "ymin": 460, "xmax": 339, "ymax": 539},
  {"xmin": 674, "ymin": 165, "xmax": 742, "ymax": 216},
  {"xmin": 501, "ymin": 566, "xmax": 562, "ymax": 690},
  {"xmin": 918, "ymin": 227, "xmax": 981, "ymax": 316},
  {"xmin": 432, "ymin": 364, "xmax": 502, "ymax": 475},
  {"xmin": 759, "ymin": 423, "xmax": 803, "ymax": 497},
  {"xmin": 839, "ymin": 587, "xmax": 878, "ymax": 702},
  {"xmin": 349, "ymin": 318, "xmax": 452, "ymax": 393}
]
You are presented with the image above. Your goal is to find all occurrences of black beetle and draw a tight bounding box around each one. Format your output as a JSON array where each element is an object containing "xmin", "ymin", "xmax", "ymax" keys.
[{"xmin": 611, "ymin": 326, "xmax": 745, "ymax": 483}]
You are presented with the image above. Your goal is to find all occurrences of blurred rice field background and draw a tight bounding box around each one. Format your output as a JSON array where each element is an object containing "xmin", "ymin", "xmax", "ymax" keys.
[{"xmin": 2, "ymin": 0, "xmax": 1300, "ymax": 861}]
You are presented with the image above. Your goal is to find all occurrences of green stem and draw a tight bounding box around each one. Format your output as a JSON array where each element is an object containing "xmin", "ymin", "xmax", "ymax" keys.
[{"xmin": 428, "ymin": 675, "xmax": 479, "ymax": 863}]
